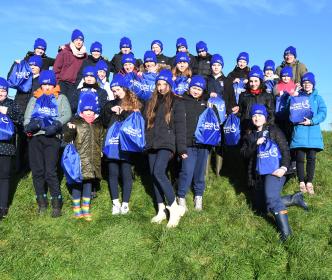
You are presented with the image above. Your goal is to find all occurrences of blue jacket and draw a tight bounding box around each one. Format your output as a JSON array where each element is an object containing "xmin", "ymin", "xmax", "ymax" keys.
[{"xmin": 290, "ymin": 90, "xmax": 327, "ymax": 150}]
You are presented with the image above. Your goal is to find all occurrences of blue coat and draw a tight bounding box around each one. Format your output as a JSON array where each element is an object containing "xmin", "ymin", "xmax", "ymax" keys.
[{"xmin": 290, "ymin": 90, "xmax": 327, "ymax": 150}]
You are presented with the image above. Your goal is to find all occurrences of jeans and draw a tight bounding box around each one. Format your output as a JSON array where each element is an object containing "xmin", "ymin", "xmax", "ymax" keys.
[{"xmin": 264, "ymin": 174, "xmax": 286, "ymax": 213}]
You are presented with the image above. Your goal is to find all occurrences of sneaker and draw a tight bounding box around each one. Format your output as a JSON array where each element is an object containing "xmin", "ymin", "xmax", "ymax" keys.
[
  {"xmin": 299, "ymin": 182, "xmax": 307, "ymax": 193},
  {"xmin": 177, "ymin": 197, "xmax": 188, "ymax": 213},
  {"xmin": 194, "ymin": 196, "xmax": 203, "ymax": 211},
  {"xmin": 112, "ymin": 200, "xmax": 121, "ymax": 215},
  {"xmin": 120, "ymin": 203, "xmax": 129, "ymax": 214},
  {"xmin": 306, "ymin": 182, "xmax": 315, "ymax": 195}
]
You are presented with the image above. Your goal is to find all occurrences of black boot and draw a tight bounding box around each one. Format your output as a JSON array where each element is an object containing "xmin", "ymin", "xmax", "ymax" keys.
[
  {"xmin": 281, "ymin": 192, "xmax": 308, "ymax": 211},
  {"xmin": 0, "ymin": 208, "xmax": 8, "ymax": 220},
  {"xmin": 51, "ymin": 196, "xmax": 63, "ymax": 218},
  {"xmin": 36, "ymin": 195, "xmax": 48, "ymax": 213},
  {"xmin": 274, "ymin": 210, "xmax": 292, "ymax": 242}
]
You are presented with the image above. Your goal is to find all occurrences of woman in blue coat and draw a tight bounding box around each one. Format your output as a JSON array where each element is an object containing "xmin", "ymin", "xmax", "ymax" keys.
[{"xmin": 290, "ymin": 72, "xmax": 327, "ymax": 195}]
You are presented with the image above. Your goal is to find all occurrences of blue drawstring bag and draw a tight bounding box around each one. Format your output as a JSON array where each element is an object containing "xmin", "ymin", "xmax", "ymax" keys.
[
  {"xmin": 233, "ymin": 78, "xmax": 245, "ymax": 104},
  {"xmin": 256, "ymin": 138, "xmax": 281, "ymax": 175},
  {"xmin": 0, "ymin": 113, "xmax": 15, "ymax": 140},
  {"xmin": 223, "ymin": 114, "xmax": 241, "ymax": 146},
  {"xmin": 174, "ymin": 76, "xmax": 189, "ymax": 96},
  {"xmin": 7, "ymin": 60, "xmax": 33, "ymax": 93},
  {"xmin": 119, "ymin": 111, "xmax": 145, "ymax": 152},
  {"xmin": 275, "ymin": 93, "xmax": 289, "ymax": 120},
  {"xmin": 130, "ymin": 72, "xmax": 156, "ymax": 101},
  {"xmin": 194, "ymin": 107, "xmax": 221, "ymax": 146},
  {"xmin": 103, "ymin": 121, "xmax": 123, "ymax": 159},
  {"xmin": 289, "ymin": 95, "xmax": 313, "ymax": 124},
  {"xmin": 265, "ymin": 80, "xmax": 275, "ymax": 94},
  {"xmin": 61, "ymin": 144, "xmax": 83, "ymax": 184},
  {"xmin": 31, "ymin": 94, "xmax": 58, "ymax": 128},
  {"xmin": 208, "ymin": 97, "xmax": 226, "ymax": 124},
  {"xmin": 123, "ymin": 72, "xmax": 138, "ymax": 91}
]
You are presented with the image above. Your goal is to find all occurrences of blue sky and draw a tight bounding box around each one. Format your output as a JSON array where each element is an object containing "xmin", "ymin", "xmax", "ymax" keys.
[{"xmin": 0, "ymin": 0, "xmax": 331, "ymax": 129}]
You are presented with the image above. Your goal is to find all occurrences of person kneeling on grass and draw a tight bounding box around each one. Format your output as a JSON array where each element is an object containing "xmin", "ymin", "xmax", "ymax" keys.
[
  {"xmin": 240, "ymin": 104, "xmax": 308, "ymax": 241},
  {"xmin": 64, "ymin": 91, "xmax": 104, "ymax": 221}
]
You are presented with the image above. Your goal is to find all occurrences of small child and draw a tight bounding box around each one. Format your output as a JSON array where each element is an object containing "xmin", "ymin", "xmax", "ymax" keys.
[
  {"xmin": 64, "ymin": 91, "xmax": 104, "ymax": 221},
  {"xmin": 263, "ymin": 60, "xmax": 279, "ymax": 95}
]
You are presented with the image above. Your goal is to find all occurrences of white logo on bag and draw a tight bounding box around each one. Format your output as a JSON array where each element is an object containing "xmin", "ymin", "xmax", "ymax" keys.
[
  {"xmin": 290, "ymin": 99, "xmax": 310, "ymax": 111},
  {"xmin": 123, "ymin": 127, "xmax": 142, "ymax": 138},
  {"xmin": 108, "ymin": 136, "xmax": 119, "ymax": 145},
  {"xmin": 202, "ymin": 122, "xmax": 220, "ymax": 131},
  {"xmin": 38, "ymin": 107, "xmax": 57, "ymax": 116},
  {"xmin": 224, "ymin": 123, "xmax": 237, "ymax": 133},
  {"xmin": 175, "ymin": 83, "xmax": 188, "ymax": 93},
  {"xmin": 258, "ymin": 147, "xmax": 279, "ymax": 158},
  {"xmin": 15, "ymin": 71, "xmax": 30, "ymax": 79},
  {"xmin": 1, "ymin": 117, "xmax": 9, "ymax": 124}
]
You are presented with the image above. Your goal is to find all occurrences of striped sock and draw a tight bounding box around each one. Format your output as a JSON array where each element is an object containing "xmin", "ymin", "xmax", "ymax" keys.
[
  {"xmin": 82, "ymin": 197, "xmax": 92, "ymax": 221},
  {"xmin": 72, "ymin": 199, "xmax": 82, "ymax": 219}
]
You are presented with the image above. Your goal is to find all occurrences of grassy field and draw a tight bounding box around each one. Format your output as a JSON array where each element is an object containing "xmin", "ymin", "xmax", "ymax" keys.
[{"xmin": 0, "ymin": 133, "xmax": 331, "ymax": 280}]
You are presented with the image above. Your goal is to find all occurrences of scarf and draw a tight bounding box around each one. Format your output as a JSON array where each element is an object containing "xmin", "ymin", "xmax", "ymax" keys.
[
  {"xmin": 70, "ymin": 42, "xmax": 87, "ymax": 58},
  {"xmin": 33, "ymin": 85, "xmax": 60, "ymax": 98},
  {"xmin": 249, "ymin": 89, "xmax": 262, "ymax": 95},
  {"xmin": 79, "ymin": 112, "xmax": 97, "ymax": 124}
]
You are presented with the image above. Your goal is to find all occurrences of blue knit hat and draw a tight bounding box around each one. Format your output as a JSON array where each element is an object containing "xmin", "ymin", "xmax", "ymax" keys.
[
  {"xmin": 284, "ymin": 46, "xmax": 296, "ymax": 58},
  {"xmin": 151, "ymin": 40, "xmax": 163, "ymax": 51},
  {"xmin": 71, "ymin": 29, "xmax": 84, "ymax": 41},
  {"xmin": 211, "ymin": 54, "xmax": 224, "ymax": 68},
  {"xmin": 78, "ymin": 90, "xmax": 99, "ymax": 113},
  {"xmin": 301, "ymin": 72, "xmax": 315, "ymax": 88},
  {"xmin": 0, "ymin": 77, "xmax": 9, "ymax": 91},
  {"xmin": 156, "ymin": 69, "xmax": 174, "ymax": 88},
  {"xmin": 263, "ymin": 60, "xmax": 275, "ymax": 72},
  {"xmin": 82, "ymin": 66, "xmax": 97, "ymax": 78},
  {"xmin": 121, "ymin": 53, "xmax": 136, "ymax": 65},
  {"xmin": 144, "ymin": 51, "xmax": 157, "ymax": 64},
  {"xmin": 176, "ymin": 37, "xmax": 188, "ymax": 49},
  {"xmin": 110, "ymin": 74, "xmax": 127, "ymax": 88},
  {"xmin": 96, "ymin": 60, "xmax": 108, "ymax": 72},
  {"xmin": 196, "ymin": 41, "xmax": 208, "ymax": 53},
  {"xmin": 237, "ymin": 52, "xmax": 249, "ymax": 63},
  {"xmin": 250, "ymin": 104, "xmax": 268, "ymax": 118},
  {"xmin": 189, "ymin": 75, "xmax": 206, "ymax": 90},
  {"xmin": 39, "ymin": 70, "xmax": 56, "ymax": 86},
  {"xmin": 175, "ymin": 52, "xmax": 190, "ymax": 64},
  {"xmin": 28, "ymin": 55, "xmax": 43, "ymax": 69},
  {"xmin": 119, "ymin": 37, "xmax": 132, "ymax": 49},
  {"xmin": 34, "ymin": 38, "xmax": 47, "ymax": 51},
  {"xmin": 280, "ymin": 66, "xmax": 293, "ymax": 78},
  {"xmin": 90, "ymin": 41, "xmax": 102, "ymax": 53},
  {"xmin": 248, "ymin": 65, "xmax": 264, "ymax": 80}
]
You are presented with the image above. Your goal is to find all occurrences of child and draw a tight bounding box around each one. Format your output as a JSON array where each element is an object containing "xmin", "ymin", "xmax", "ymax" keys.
[
  {"xmin": 64, "ymin": 91, "xmax": 104, "ymax": 220},
  {"xmin": 96, "ymin": 60, "xmax": 114, "ymax": 101},
  {"xmin": 145, "ymin": 69, "xmax": 187, "ymax": 228},
  {"xmin": 151, "ymin": 39, "xmax": 171, "ymax": 66},
  {"xmin": 170, "ymin": 37, "xmax": 196, "ymax": 69},
  {"xmin": 290, "ymin": 72, "xmax": 327, "ymax": 194},
  {"xmin": 192, "ymin": 41, "xmax": 212, "ymax": 78},
  {"xmin": 101, "ymin": 74, "xmax": 142, "ymax": 215},
  {"xmin": 172, "ymin": 52, "xmax": 192, "ymax": 96},
  {"xmin": 24, "ymin": 70, "xmax": 72, "ymax": 217},
  {"xmin": 0, "ymin": 77, "xmax": 23, "ymax": 220},
  {"xmin": 263, "ymin": 60, "xmax": 279, "ymax": 95}
]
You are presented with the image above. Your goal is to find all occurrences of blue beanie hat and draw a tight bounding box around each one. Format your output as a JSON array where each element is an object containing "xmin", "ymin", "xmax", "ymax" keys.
[
  {"xmin": 175, "ymin": 52, "xmax": 190, "ymax": 64},
  {"xmin": 151, "ymin": 40, "xmax": 163, "ymax": 51},
  {"xmin": 110, "ymin": 74, "xmax": 126, "ymax": 88},
  {"xmin": 156, "ymin": 69, "xmax": 174, "ymax": 88},
  {"xmin": 248, "ymin": 65, "xmax": 264, "ymax": 80},
  {"xmin": 196, "ymin": 41, "xmax": 208, "ymax": 53},
  {"xmin": 0, "ymin": 77, "xmax": 9, "ymax": 91},
  {"xmin": 189, "ymin": 75, "xmax": 206, "ymax": 90},
  {"xmin": 96, "ymin": 60, "xmax": 108, "ymax": 72},
  {"xmin": 34, "ymin": 38, "xmax": 47, "ymax": 51},
  {"xmin": 28, "ymin": 55, "xmax": 43, "ymax": 69},
  {"xmin": 71, "ymin": 29, "xmax": 84, "ymax": 41},
  {"xmin": 284, "ymin": 46, "xmax": 297, "ymax": 58},
  {"xmin": 301, "ymin": 72, "xmax": 315, "ymax": 87},
  {"xmin": 176, "ymin": 37, "xmax": 188, "ymax": 49},
  {"xmin": 78, "ymin": 90, "xmax": 99, "ymax": 113},
  {"xmin": 90, "ymin": 41, "xmax": 102, "ymax": 53},
  {"xmin": 237, "ymin": 52, "xmax": 249, "ymax": 63},
  {"xmin": 280, "ymin": 66, "xmax": 293, "ymax": 78},
  {"xmin": 263, "ymin": 60, "xmax": 275, "ymax": 72},
  {"xmin": 250, "ymin": 104, "xmax": 268, "ymax": 118},
  {"xmin": 82, "ymin": 66, "xmax": 97, "ymax": 78},
  {"xmin": 121, "ymin": 53, "xmax": 136, "ymax": 65},
  {"xmin": 39, "ymin": 70, "xmax": 56, "ymax": 86},
  {"xmin": 144, "ymin": 51, "xmax": 157, "ymax": 64},
  {"xmin": 211, "ymin": 54, "xmax": 224, "ymax": 68},
  {"xmin": 119, "ymin": 37, "xmax": 132, "ymax": 49}
]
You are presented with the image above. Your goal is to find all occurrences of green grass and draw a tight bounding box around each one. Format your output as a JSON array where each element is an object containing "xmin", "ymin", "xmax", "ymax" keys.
[{"xmin": 1, "ymin": 133, "xmax": 332, "ymax": 280}]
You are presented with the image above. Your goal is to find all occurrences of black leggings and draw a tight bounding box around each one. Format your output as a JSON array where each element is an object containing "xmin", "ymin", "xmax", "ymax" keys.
[
  {"xmin": 0, "ymin": 156, "xmax": 12, "ymax": 208},
  {"xmin": 295, "ymin": 148, "xmax": 317, "ymax": 183}
]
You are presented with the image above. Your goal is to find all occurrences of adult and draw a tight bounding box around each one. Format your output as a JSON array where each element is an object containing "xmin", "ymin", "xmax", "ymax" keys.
[
  {"xmin": 191, "ymin": 41, "xmax": 212, "ymax": 78},
  {"xmin": 150, "ymin": 40, "xmax": 171, "ymax": 67}
]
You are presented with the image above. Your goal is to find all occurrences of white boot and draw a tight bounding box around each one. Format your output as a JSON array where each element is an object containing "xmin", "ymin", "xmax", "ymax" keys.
[
  {"xmin": 194, "ymin": 196, "xmax": 203, "ymax": 211},
  {"xmin": 166, "ymin": 201, "xmax": 185, "ymax": 228},
  {"xmin": 112, "ymin": 199, "xmax": 121, "ymax": 215},
  {"xmin": 151, "ymin": 203, "xmax": 167, "ymax": 224},
  {"xmin": 178, "ymin": 197, "xmax": 188, "ymax": 213}
]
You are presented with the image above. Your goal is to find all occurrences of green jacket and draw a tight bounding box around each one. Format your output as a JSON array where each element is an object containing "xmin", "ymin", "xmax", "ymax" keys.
[
  {"xmin": 276, "ymin": 60, "xmax": 308, "ymax": 84},
  {"xmin": 64, "ymin": 117, "xmax": 104, "ymax": 180}
]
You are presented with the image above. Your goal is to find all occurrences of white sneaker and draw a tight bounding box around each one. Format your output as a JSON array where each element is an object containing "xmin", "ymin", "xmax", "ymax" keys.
[
  {"xmin": 151, "ymin": 203, "xmax": 167, "ymax": 224},
  {"xmin": 177, "ymin": 197, "xmax": 188, "ymax": 213},
  {"xmin": 194, "ymin": 196, "xmax": 203, "ymax": 211},
  {"xmin": 166, "ymin": 201, "xmax": 185, "ymax": 228},
  {"xmin": 120, "ymin": 202, "xmax": 129, "ymax": 214},
  {"xmin": 112, "ymin": 199, "xmax": 121, "ymax": 215}
]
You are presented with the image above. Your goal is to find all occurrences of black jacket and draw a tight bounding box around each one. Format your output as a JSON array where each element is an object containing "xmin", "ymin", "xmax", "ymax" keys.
[
  {"xmin": 110, "ymin": 52, "xmax": 143, "ymax": 73},
  {"xmin": 145, "ymin": 95, "xmax": 187, "ymax": 154},
  {"xmin": 240, "ymin": 125, "xmax": 290, "ymax": 188},
  {"xmin": 156, "ymin": 53, "xmax": 171, "ymax": 66},
  {"xmin": 14, "ymin": 76, "xmax": 40, "ymax": 114},
  {"xmin": 227, "ymin": 66, "xmax": 250, "ymax": 81},
  {"xmin": 192, "ymin": 53, "xmax": 212, "ymax": 78}
]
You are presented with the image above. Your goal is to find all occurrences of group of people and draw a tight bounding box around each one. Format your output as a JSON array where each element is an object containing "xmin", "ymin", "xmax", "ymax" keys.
[{"xmin": 0, "ymin": 29, "xmax": 327, "ymax": 241}]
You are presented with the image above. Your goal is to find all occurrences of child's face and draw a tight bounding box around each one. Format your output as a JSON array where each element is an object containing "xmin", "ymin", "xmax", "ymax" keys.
[
  {"xmin": 34, "ymin": 48, "xmax": 45, "ymax": 56},
  {"xmin": 281, "ymin": 76, "xmax": 291, "ymax": 83},
  {"xmin": 84, "ymin": 75, "xmax": 96, "ymax": 85},
  {"xmin": 284, "ymin": 54, "xmax": 295, "ymax": 64},
  {"xmin": 249, "ymin": 77, "xmax": 261, "ymax": 90},
  {"xmin": 30, "ymin": 65, "xmax": 40, "ymax": 75},
  {"xmin": 211, "ymin": 63, "xmax": 222, "ymax": 75},
  {"xmin": 82, "ymin": 110, "xmax": 95, "ymax": 117},
  {"xmin": 123, "ymin": 63, "xmax": 134, "ymax": 73},
  {"xmin": 145, "ymin": 62, "xmax": 157, "ymax": 73},
  {"xmin": 302, "ymin": 81, "xmax": 313, "ymax": 93},
  {"xmin": 264, "ymin": 70, "xmax": 274, "ymax": 77},
  {"xmin": 237, "ymin": 60, "xmax": 247, "ymax": 69},
  {"xmin": 157, "ymin": 80, "xmax": 169, "ymax": 95},
  {"xmin": 177, "ymin": 46, "xmax": 187, "ymax": 53},
  {"xmin": 97, "ymin": 70, "xmax": 106, "ymax": 80},
  {"xmin": 73, "ymin": 39, "xmax": 83, "ymax": 49},
  {"xmin": 112, "ymin": 86, "xmax": 126, "ymax": 99},
  {"xmin": 0, "ymin": 89, "xmax": 8, "ymax": 102},
  {"xmin": 121, "ymin": 48, "xmax": 131, "ymax": 54},
  {"xmin": 176, "ymin": 62, "xmax": 189, "ymax": 73},
  {"xmin": 252, "ymin": 114, "xmax": 266, "ymax": 128},
  {"xmin": 41, "ymin": 84, "xmax": 55, "ymax": 91},
  {"xmin": 189, "ymin": 86, "xmax": 203, "ymax": 99},
  {"xmin": 152, "ymin": 44, "xmax": 161, "ymax": 55},
  {"xmin": 91, "ymin": 51, "xmax": 101, "ymax": 59}
]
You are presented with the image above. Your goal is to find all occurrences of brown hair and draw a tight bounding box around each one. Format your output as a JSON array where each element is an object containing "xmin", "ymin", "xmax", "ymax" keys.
[
  {"xmin": 119, "ymin": 88, "xmax": 142, "ymax": 111},
  {"xmin": 171, "ymin": 64, "xmax": 192, "ymax": 78}
]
